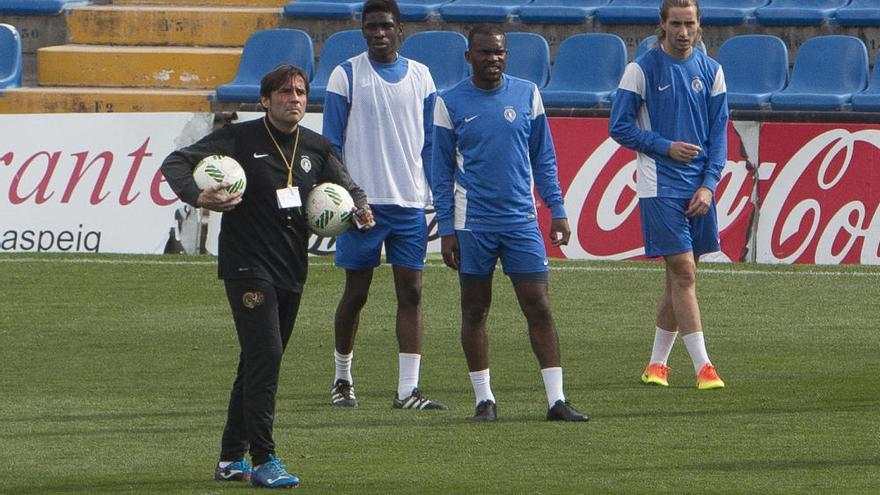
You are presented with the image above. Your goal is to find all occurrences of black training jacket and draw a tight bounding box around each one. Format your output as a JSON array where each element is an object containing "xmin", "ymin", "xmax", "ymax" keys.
[{"xmin": 161, "ymin": 116, "xmax": 367, "ymax": 292}]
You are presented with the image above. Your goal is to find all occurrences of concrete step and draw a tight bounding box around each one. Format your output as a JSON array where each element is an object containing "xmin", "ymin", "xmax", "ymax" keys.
[
  {"xmin": 110, "ymin": 0, "xmax": 288, "ymax": 6},
  {"xmin": 37, "ymin": 45, "xmax": 241, "ymax": 89},
  {"xmin": 67, "ymin": 5, "xmax": 282, "ymax": 47},
  {"xmin": 0, "ymin": 87, "xmax": 214, "ymax": 113}
]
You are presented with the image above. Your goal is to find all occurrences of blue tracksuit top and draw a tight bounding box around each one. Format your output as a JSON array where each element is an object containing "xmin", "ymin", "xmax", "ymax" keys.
[
  {"xmin": 432, "ymin": 74, "xmax": 566, "ymax": 236},
  {"xmin": 609, "ymin": 46, "xmax": 729, "ymax": 199}
]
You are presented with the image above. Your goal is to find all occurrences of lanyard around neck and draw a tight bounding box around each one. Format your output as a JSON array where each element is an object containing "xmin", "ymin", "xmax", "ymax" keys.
[{"xmin": 263, "ymin": 117, "xmax": 301, "ymax": 187}]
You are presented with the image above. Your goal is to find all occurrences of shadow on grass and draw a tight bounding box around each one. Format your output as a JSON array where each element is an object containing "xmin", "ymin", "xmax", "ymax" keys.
[
  {"xmin": 0, "ymin": 423, "xmax": 218, "ymax": 440},
  {"xmin": 599, "ymin": 400, "xmax": 879, "ymax": 421},
  {"xmin": 6, "ymin": 477, "xmax": 253, "ymax": 495},
  {"xmin": 6, "ymin": 409, "xmax": 227, "ymax": 424},
  {"xmin": 599, "ymin": 457, "xmax": 880, "ymax": 473},
  {"xmin": 0, "ymin": 409, "xmax": 225, "ymax": 440}
]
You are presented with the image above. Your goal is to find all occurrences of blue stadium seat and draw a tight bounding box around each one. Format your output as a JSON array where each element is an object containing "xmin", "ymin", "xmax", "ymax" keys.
[
  {"xmin": 755, "ymin": 0, "xmax": 848, "ymax": 26},
  {"xmin": 283, "ymin": 0, "xmax": 361, "ymax": 20},
  {"xmin": 700, "ymin": 0, "xmax": 768, "ymax": 25},
  {"xmin": 518, "ymin": 0, "xmax": 608, "ymax": 24},
  {"xmin": 716, "ymin": 35, "xmax": 788, "ymax": 110},
  {"xmin": 309, "ymin": 30, "xmax": 366, "ymax": 104},
  {"xmin": 834, "ymin": 0, "xmax": 880, "ymax": 26},
  {"xmin": 398, "ymin": 1, "xmax": 451, "ymax": 21},
  {"xmin": 595, "ymin": 0, "xmax": 660, "ymax": 24},
  {"xmin": 541, "ymin": 33, "xmax": 627, "ymax": 108},
  {"xmin": 0, "ymin": 0, "xmax": 88, "ymax": 15},
  {"xmin": 634, "ymin": 34, "xmax": 658, "ymax": 59},
  {"xmin": 851, "ymin": 53, "xmax": 880, "ymax": 111},
  {"xmin": 770, "ymin": 35, "xmax": 868, "ymax": 111},
  {"xmin": 216, "ymin": 29, "xmax": 315, "ymax": 103},
  {"xmin": 504, "ymin": 32, "xmax": 550, "ymax": 88},
  {"xmin": 634, "ymin": 34, "xmax": 705, "ymax": 60},
  {"xmin": 0, "ymin": 23, "xmax": 22, "ymax": 89},
  {"xmin": 400, "ymin": 31, "xmax": 469, "ymax": 91},
  {"xmin": 439, "ymin": 0, "xmax": 531, "ymax": 23}
]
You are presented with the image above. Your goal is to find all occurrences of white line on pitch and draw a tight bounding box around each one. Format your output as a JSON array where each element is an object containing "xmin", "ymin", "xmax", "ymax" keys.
[{"xmin": 1, "ymin": 256, "xmax": 879, "ymax": 277}]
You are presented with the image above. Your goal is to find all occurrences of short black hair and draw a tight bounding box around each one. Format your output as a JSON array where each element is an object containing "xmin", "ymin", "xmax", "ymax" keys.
[
  {"xmin": 362, "ymin": 0, "xmax": 401, "ymax": 25},
  {"xmin": 467, "ymin": 24, "xmax": 505, "ymax": 47},
  {"xmin": 259, "ymin": 64, "xmax": 310, "ymax": 100}
]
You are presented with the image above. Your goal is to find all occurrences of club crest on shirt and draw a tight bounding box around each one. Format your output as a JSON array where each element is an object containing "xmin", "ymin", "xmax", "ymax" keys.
[
  {"xmin": 242, "ymin": 291, "xmax": 265, "ymax": 309},
  {"xmin": 300, "ymin": 155, "xmax": 312, "ymax": 173},
  {"xmin": 691, "ymin": 77, "xmax": 704, "ymax": 93},
  {"xmin": 503, "ymin": 106, "xmax": 516, "ymax": 123}
]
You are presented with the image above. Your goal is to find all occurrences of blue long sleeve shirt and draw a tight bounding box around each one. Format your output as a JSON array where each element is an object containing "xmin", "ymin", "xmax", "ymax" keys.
[
  {"xmin": 432, "ymin": 75, "xmax": 566, "ymax": 236},
  {"xmin": 609, "ymin": 46, "xmax": 729, "ymax": 199}
]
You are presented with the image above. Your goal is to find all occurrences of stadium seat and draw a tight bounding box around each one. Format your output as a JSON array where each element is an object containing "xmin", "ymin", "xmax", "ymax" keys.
[
  {"xmin": 595, "ymin": 0, "xmax": 661, "ymax": 24},
  {"xmin": 0, "ymin": 23, "xmax": 21, "ymax": 89},
  {"xmin": 504, "ymin": 32, "xmax": 550, "ymax": 88},
  {"xmin": 541, "ymin": 33, "xmax": 627, "ymax": 108},
  {"xmin": 399, "ymin": 31, "xmax": 468, "ymax": 91},
  {"xmin": 834, "ymin": 0, "xmax": 880, "ymax": 26},
  {"xmin": 439, "ymin": 0, "xmax": 531, "ymax": 23},
  {"xmin": 770, "ymin": 35, "xmax": 868, "ymax": 111},
  {"xmin": 634, "ymin": 35, "xmax": 658, "ymax": 59},
  {"xmin": 699, "ymin": 0, "xmax": 768, "ymax": 25},
  {"xmin": 0, "ymin": 0, "xmax": 88, "ymax": 15},
  {"xmin": 309, "ymin": 30, "xmax": 367, "ymax": 104},
  {"xmin": 716, "ymin": 35, "xmax": 788, "ymax": 110},
  {"xmin": 283, "ymin": 0, "xmax": 362, "ymax": 20},
  {"xmin": 634, "ymin": 34, "xmax": 705, "ymax": 60},
  {"xmin": 216, "ymin": 29, "xmax": 315, "ymax": 103},
  {"xmin": 851, "ymin": 54, "xmax": 880, "ymax": 111},
  {"xmin": 398, "ymin": 1, "xmax": 451, "ymax": 21},
  {"xmin": 755, "ymin": 0, "xmax": 849, "ymax": 26},
  {"xmin": 517, "ymin": 0, "xmax": 608, "ymax": 25}
]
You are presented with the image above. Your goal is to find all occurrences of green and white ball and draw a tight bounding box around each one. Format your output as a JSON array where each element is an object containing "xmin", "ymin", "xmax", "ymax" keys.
[
  {"xmin": 193, "ymin": 155, "xmax": 246, "ymax": 195},
  {"xmin": 306, "ymin": 182, "xmax": 355, "ymax": 237}
]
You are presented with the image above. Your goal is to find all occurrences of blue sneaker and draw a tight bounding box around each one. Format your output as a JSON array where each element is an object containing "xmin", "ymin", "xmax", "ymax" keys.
[
  {"xmin": 251, "ymin": 455, "xmax": 301, "ymax": 489},
  {"xmin": 214, "ymin": 458, "xmax": 252, "ymax": 481}
]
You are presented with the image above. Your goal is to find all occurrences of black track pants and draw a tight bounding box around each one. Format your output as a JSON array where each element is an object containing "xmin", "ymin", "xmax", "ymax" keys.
[{"xmin": 219, "ymin": 278, "xmax": 301, "ymax": 466}]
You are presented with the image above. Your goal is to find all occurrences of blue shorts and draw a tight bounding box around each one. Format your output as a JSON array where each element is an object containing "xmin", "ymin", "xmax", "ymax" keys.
[
  {"xmin": 457, "ymin": 226, "xmax": 549, "ymax": 278},
  {"xmin": 335, "ymin": 204, "xmax": 427, "ymax": 271},
  {"xmin": 639, "ymin": 197, "xmax": 720, "ymax": 258}
]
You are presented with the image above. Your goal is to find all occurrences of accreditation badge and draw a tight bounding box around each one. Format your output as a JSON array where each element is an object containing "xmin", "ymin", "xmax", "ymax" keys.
[{"xmin": 276, "ymin": 186, "xmax": 302, "ymax": 209}]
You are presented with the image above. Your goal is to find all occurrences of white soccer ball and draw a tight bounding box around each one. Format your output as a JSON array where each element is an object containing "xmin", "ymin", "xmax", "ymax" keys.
[
  {"xmin": 306, "ymin": 182, "xmax": 355, "ymax": 237},
  {"xmin": 193, "ymin": 155, "xmax": 247, "ymax": 195}
]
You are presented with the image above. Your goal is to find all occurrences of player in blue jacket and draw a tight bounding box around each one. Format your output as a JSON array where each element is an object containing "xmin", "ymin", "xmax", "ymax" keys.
[
  {"xmin": 609, "ymin": 0, "xmax": 726, "ymax": 390},
  {"xmin": 432, "ymin": 24, "xmax": 588, "ymax": 422}
]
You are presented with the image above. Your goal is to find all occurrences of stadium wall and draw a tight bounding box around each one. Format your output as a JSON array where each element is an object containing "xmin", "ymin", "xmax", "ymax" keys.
[{"xmin": 1, "ymin": 112, "xmax": 877, "ymax": 265}]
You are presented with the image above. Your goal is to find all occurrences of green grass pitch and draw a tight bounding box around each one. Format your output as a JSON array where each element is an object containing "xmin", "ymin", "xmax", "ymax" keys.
[{"xmin": 1, "ymin": 254, "xmax": 879, "ymax": 494}]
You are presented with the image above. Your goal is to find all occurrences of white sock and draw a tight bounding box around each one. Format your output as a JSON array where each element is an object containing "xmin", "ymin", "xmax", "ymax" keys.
[
  {"xmin": 334, "ymin": 350, "xmax": 353, "ymax": 384},
  {"xmin": 682, "ymin": 331, "xmax": 711, "ymax": 374},
  {"xmin": 468, "ymin": 369, "xmax": 495, "ymax": 406},
  {"xmin": 398, "ymin": 353, "xmax": 421, "ymax": 400},
  {"xmin": 649, "ymin": 327, "xmax": 678, "ymax": 365},
  {"xmin": 540, "ymin": 367, "xmax": 565, "ymax": 407}
]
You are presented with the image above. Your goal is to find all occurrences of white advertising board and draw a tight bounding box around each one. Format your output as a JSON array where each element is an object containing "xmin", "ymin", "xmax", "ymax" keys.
[{"xmin": 0, "ymin": 113, "xmax": 213, "ymax": 254}]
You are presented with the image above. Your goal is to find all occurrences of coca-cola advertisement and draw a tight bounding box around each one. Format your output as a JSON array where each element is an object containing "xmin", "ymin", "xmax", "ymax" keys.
[
  {"xmin": 543, "ymin": 118, "xmax": 758, "ymax": 263},
  {"xmin": 4, "ymin": 113, "xmax": 877, "ymax": 265},
  {"xmin": 755, "ymin": 123, "xmax": 880, "ymax": 265}
]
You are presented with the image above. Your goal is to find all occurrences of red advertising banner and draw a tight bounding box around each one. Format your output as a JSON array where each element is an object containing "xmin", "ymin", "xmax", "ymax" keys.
[
  {"xmin": 756, "ymin": 123, "xmax": 880, "ymax": 264},
  {"xmin": 5, "ymin": 113, "xmax": 874, "ymax": 264},
  {"xmin": 542, "ymin": 117, "xmax": 757, "ymax": 262}
]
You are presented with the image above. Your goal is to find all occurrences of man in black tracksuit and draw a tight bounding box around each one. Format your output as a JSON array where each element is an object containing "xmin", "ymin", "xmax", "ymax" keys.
[{"xmin": 161, "ymin": 64, "xmax": 372, "ymax": 489}]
